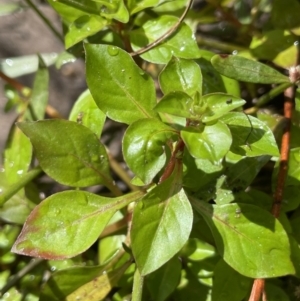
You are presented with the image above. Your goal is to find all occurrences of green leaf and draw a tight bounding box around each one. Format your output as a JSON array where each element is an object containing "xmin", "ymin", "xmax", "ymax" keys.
[
  {"xmin": 221, "ymin": 112, "xmax": 280, "ymax": 157},
  {"xmin": 12, "ymin": 190, "xmax": 144, "ymax": 259},
  {"xmin": 131, "ymin": 164, "xmax": 193, "ymax": 275},
  {"xmin": 123, "ymin": 118, "xmax": 178, "ymax": 184},
  {"xmin": 146, "ymin": 256, "xmax": 181, "ymax": 301},
  {"xmin": 196, "ymin": 50, "xmax": 241, "ymax": 96},
  {"xmin": 211, "ymin": 259, "xmax": 251, "ymax": 301},
  {"xmin": 211, "ymin": 54, "xmax": 290, "ymax": 84},
  {"xmin": 200, "ymin": 93, "xmax": 246, "ymax": 123},
  {"xmin": 159, "ymin": 57, "xmax": 202, "ymax": 96},
  {"xmin": 65, "ymin": 15, "xmax": 107, "ymax": 49},
  {"xmin": 69, "ymin": 89, "xmax": 106, "ymax": 137},
  {"xmin": 191, "ymin": 200, "xmax": 295, "ymax": 278},
  {"xmin": 154, "ymin": 91, "xmax": 194, "ymax": 118},
  {"xmin": 130, "ymin": 15, "xmax": 201, "ymax": 64},
  {"xmin": 271, "ymin": 0, "xmax": 300, "ymax": 30},
  {"xmin": 128, "ymin": 0, "xmax": 160, "ymax": 14},
  {"xmin": 30, "ymin": 56, "xmax": 49, "ymax": 120},
  {"xmin": 17, "ymin": 119, "xmax": 112, "ymax": 187},
  {"xmin": 97, "ymin": 0, "xmax": 129, "ymax": 23},
  {"xmin": 4, "ymin": 124, "xmax": 32, "ymax": 184},
  {"xmin": 65, "ymin": 262, "xmax": 130, "ymax": 301},
  {"xmin": 85, "ymin": 44, "xmax": 158, "ymax": 124},
  {"xmin": 40, "ymin": 265, "xmax": 109, "ymax": 301},
  {"xmin": 181, "ymin": 121, "xmax": 232, "ymax": 163}
]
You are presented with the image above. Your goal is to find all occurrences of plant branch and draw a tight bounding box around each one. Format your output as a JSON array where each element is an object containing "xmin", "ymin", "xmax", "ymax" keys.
[
  {"xmin": 0, "ymin": 167, "xmax": 42, "ymax": 206},
  {"xmin": 24, "ymin": 0, "xmax": 64, "ymax": 43},
  {"xmin": 0, "ymin": 258, "xmax": 44, "ymax": 297},
  {"xmin": 271, "ymin": 71, "xmax": 296, "ymax": 218},
  {"xmin": 248, "ymin": 278, "xmax": 265, "ymax": 301},
  {"xmin": 130, "ymin": 0, "xmax": 193, "ymax": 56}
]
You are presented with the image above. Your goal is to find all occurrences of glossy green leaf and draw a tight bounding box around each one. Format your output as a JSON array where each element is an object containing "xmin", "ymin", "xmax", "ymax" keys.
[
  {"xmin": 211, "ymin": 259, "xmax": 251, "ymax": 301},
  {"xmin": 65, "ymin": 15, "xmax": 107, "ymax": 49},
  {"xmin": 130, "ymin": 15, "xmax": 201, "ymax": 64},
  {"xmin": 12, "ymin": 190, "xmax": 144, "ymax": 259},
  {"xmin": 154, "ymin": 91, "xmax": 194, "ymax": 118},
  {"xmin": 17, "ymin": 119, "xmax": 112, "ymax": 187},
  {"xmin": 271, "ymin": 0, "xmax": 300, "ymax": 30},
  {"xmin": 221, "ymin": 112, "xmax": 280, "ymax": 157},
  {"xmin": 69, "ymin": 89, "xmax": 106, "ymax": 137},
  {"xmin": 30, "ymin": 56, "xmax": 49, "ymax": 120},
  {"xmin": 85, "ymin": 44, "xmax": 157, "ymax": 124},
  {"xmin": 131, "ymin": 165, "xmax": 193, "ymax": 275},
  {"xmin": 200, "ymin": 93, "xmax": 246, "ymax": 123},
  {"xmin": 97, "ymin": 0, "xmax": 129, "ymax": 23},
  {"xmin": 123, "ymin": 118, "xmax": 178, "ymax": 184},
  {"xmin": 264, "ymin": 282, "xmax": 290, "ymax": 301},
  {"xmin": 65, "ymin": 262, "xmax": 130, "ymax": 301},
  {"xmin": 40, "ymin": 265, "xmax": 107, "ymax": 300},
  {"xmin": 211, "ymin": 54, "xmax": 290, "ymax": 84},
  {"xmin": 4, "ymin": 124, "xmax": 32, "ymax": 184},
  {"xmin": 159, "ymin": 57, "xmax": 202, "ymax": 96},
  {"xmin": 192, "ymin": 200, "xmax": 295, "ymax": 278},
  {"xmin": 196, "ymin": 50, "xmax": 241, "ymax": 96},
  {"xmin": 181, "ymin": 121, "xmax": 232, "ymax": 163},
  {"xmin": 146, "ymin": 256, "xmax": 181, "ymax": 301}
]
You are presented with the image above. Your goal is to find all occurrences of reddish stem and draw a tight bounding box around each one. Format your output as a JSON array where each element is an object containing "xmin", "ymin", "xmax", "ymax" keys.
[{"xmin": 249, "ymin": 279, "xmax": 265, "ymax": 301}]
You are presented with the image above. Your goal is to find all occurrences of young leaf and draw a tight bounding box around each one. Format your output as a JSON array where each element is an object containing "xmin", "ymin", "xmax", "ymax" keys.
[
  {"xmin": 191, "ymin": 200, "xmax": 295, "ymax": 278},
  {"xmin": 131, "ymin": 163, "xmax": 193, "ymax": 275},
  {"xmin": 211, "ymin": 259, "xmax": 251, "ymax": 301},
  {"xmin": 98, "ymin": 0, "xmax": 129, "ymax": 23},
  {"xmin": 85, "ymin": 44, "xmax": 157, "ymax": 124},
  {"xmin": 130, "ymin": 15, "xmax": 201, "ymax": 64},
  {"xmin": 211, "ymin": 54, "xmax": 290, "ymax": 84},
  {"xmin": 12, "ymin": 190, "xmax": 144, "ymax": 259},
  {"xmin": 154, "ymin": 91, "xmax": 194, "ymax": 118},
  {"xmin": 200, "ymin": 93, "xmax": 246, "ymax": 123},
  {"xmin": 69, "ymin": 89, "xmax": 106, "ymax": 137},
  {"xmin": 221, "ymin": 112, "xmax": 280, "ymax": 157},
  {"xmin": 159, "ymin": 57, "xmax": 202, "ymax": 96},
  {"xmin": 181, "ymin": 121, "xmax": 232, "ymax": 163},
  {"xmin": 123, "ymin": 118, "xmax": 178, "ymax": 184},
  {"xmin": 146, "ymin": 256, "xmax": 181, "ymax": 301}
]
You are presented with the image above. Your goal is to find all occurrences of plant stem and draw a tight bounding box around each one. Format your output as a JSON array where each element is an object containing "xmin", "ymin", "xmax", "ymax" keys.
[
  {"xmin": 0, "ymin": 167, "xmax": 42, "ymax": 206},
  {"xmin": 24, "ymin": 0, "xmax": 64, "ymax": 43},
  {"xmin": 104, "ymin": 179, "xmax": 123, "ymax": 196},
  {"xmin": 130, "ymin": 0, "xmax": 193, "ymax": 56},
  {"xmin": 108, "ymin": 153, "xmax": 140, "ymax": 192},
  {"xmin": 0, "ymin": 258, "xmax": 44, "ymax": 296},
  {"xmin": 196, "ymin": 36, "xmax": 247, "ymax": 53},
  {"xmin": 132, "ymin": 267, "xmax": 144, "ymax": 301},
  {"xmin": 248, "ymin": 278, "xmax": 265, "ymax": 301},
  {"xmin": 245, "ymin": 82, "xmax": 293, "ymax": 114}
]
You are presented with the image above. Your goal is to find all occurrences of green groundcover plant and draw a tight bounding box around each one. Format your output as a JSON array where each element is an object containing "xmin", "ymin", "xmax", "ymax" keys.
[{"xmin": 1, "ymin": 0, "xmax": 300, "ymax": 300}]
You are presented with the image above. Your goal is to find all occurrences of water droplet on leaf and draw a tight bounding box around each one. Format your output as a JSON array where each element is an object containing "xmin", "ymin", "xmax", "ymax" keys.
[{"xmin": 107, "ymin": 46, "xmax": 119, "ymax": 56}]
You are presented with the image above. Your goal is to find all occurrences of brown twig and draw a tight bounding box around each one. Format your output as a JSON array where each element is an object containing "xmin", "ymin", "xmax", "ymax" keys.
[
  {"xmin": 130, "ymin": 0, "xmax": 193, "ymax": 56},
  {"xmin": 249, "ymin": 279, "xmax": 265, "ymax": 301}
]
